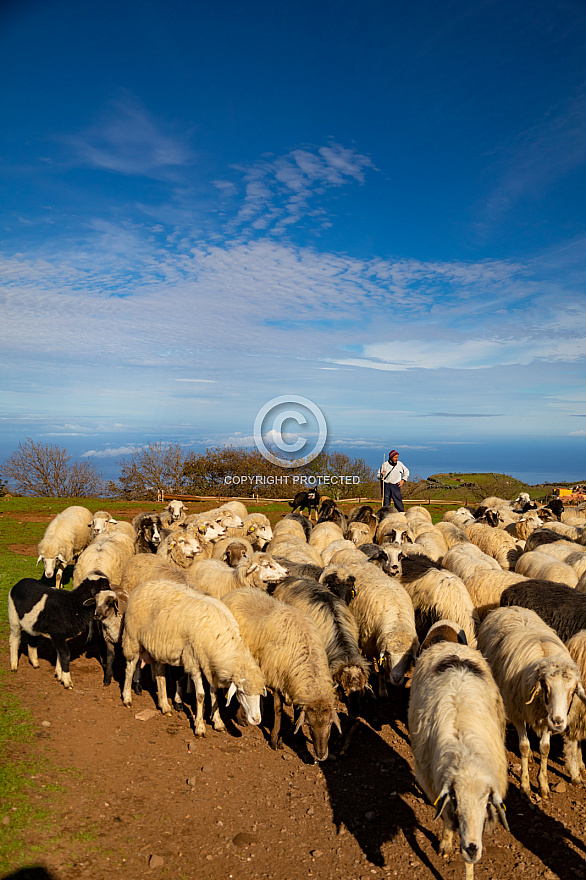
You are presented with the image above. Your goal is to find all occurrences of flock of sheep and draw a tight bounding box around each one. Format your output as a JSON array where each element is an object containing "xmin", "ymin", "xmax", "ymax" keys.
[{"xmin": 8, "ymin": 490, "xmax": 586, "ymax": 879}]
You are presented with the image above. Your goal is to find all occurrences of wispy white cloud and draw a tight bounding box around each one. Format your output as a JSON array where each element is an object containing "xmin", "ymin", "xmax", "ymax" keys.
[
  {"xmin": 228, "ymin": 143, "xmax": 374, "ymax": 236},
  {"xmin": 62, "ymin": 94, "xmax": 195, "ymax": 180},
  {"xmin": 483, "ymin": 87, "xmax": 586, "ymax": 223}
]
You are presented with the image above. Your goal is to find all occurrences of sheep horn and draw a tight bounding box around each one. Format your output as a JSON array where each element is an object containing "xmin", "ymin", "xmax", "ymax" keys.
[
  {"xmin": 433, "ymin": 785, "xmax": 450, "ymax": 821},
  {"xmin": 576, "ymin": 683, "xmax": 586, "ymax": 706},
  {"xmin": 526, "ymin": 682, "xmax": 541, "ymax": 705},
  {"xmin": 36, "ymin": 555, "xmax": 42, "ymax": 566},
  {"xmin": 226, "ymin": 681, "xmax": 238, "ymax": 705},
  {"xmin": 294, "ymin": 709, "xmax": 306, "ymax": 735}
]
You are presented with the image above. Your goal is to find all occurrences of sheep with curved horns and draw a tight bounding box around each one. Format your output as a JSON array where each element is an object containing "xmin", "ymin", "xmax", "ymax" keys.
[
  {"xmin": 223, "ymin": 588, "xmax": 341, "ymax": 761},
  {"xmin": 122, "ymin": 579, "xmax": 265, "ymax": 735},
  {"xmin": 73, "ymin": 530, "xmax": 136, "ymax": 589},
  {"xmin": 37, "ymin": 505, "xmax": 94, "ymax": 589},
  {"xmin": 478, "ymin": 605, "xmax": 586, "ymax": 797},
  {"xmin": 409, "ymin": 636, "xmax": 509, "ymax": 879},
  {"xmin": 184, "ymin": 552, "xmax": 288, "ymax": 599},
  {"xmin": 271, "ymin": 575, "xmax": 370, "ymax": 699}
]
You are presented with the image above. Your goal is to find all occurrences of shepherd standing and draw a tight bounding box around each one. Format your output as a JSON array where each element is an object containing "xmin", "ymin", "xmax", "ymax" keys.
[{"xmin": 377, "ymin": 449, "xmax": 409, "ymax": 512}]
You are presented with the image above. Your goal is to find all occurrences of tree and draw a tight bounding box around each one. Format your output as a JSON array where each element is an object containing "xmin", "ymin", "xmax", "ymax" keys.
[
  {"xmin": 111, "ymin": 442, "xmax": 189, "ymax": 501},
  {"xmin": 1, "ymin": 438, "xmax": 104, "ymax": 497}
]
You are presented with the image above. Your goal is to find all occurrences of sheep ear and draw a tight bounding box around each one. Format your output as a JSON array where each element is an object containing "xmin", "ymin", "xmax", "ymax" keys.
[
  {"xmin": 457, "ymin": 630, "xmax": 468, "ymax": 645},
  {"xmin": 82, "ymin": 597, "xmax": 95, "ymax": 606},
  {"xmin": 433, "ymin": 786, "xmax": 451, "ymax": 820},
  {"xmin": 37, "ymin": 555, "xmax": 42, "ymax": 566},
  {"xmin": 246, "ymin": 562, "xmax": 260, "ymax": 575},
  {"xmin": 294, "ymin": 710, "xmax": 306, "ymax": 734},
  {"xmin": 226, "ymin": 681, "xmax": 238, "ymax": 705}
]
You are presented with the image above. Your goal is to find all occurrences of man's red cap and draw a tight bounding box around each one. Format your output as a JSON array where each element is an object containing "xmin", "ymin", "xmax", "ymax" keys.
[{"xmin": 389, "ymin": 450, "xmax": 399, "ymax": 458}]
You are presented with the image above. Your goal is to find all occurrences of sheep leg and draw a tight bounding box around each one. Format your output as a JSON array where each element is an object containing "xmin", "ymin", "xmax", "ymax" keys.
[
  {"xmin": 464, "ymin": 862, "xmax": 475, "ymax": 880},
  {"xmin": 190, "ymin": 667, "xmax": 207, "ymax": 737},
  {"xmin": 52, "ymin": 635, "xmax": 72, "ymax": 689},
  {"xmin": 9, "ymin": 626, "xmax": 22, "ymax": 671},
  {"xmin": 563, "ymin": 738, "xmax": 585, "ymax": 785},
  {"xmin": 377, "ymin": 669, "xmax": 388, "ymax": 699},
  {"xmin": 154, "ymin": 661, "xmax": 173, "ymax": 716},
  {"xmin": 122, "ymin": 654, "xmax": 140, "ymax": 707},
  {"xmin": 538, "ymin": 730, "xmax": 551, "ymax": 798},
  {"xmin": 26, "ymin": 634, "xmax": 40, "ymax": 669},
  {"xmin": 270, "ymin": 690, "xmax": 283, "ymax": 751},
  {"xmin": 439, "ymin": 808, "xmax": 455, "ymax": 857},
  {"xmin": 517, "ymin": 723, "xmax": 532, "ymax": 795},
  {"xmin": 103, "ymin": 640, "xmax": 115, "ymax": 687},
  {"xmin": 209, "ymin": 683, "xmax": 226, "ymax": 732}
]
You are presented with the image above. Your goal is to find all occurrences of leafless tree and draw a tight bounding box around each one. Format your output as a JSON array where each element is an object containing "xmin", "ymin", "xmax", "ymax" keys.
[
  {"xmin": 112, "ymin": 442, "xmax": 188, "ymax": 501},
  {"xmin": 1, "ymin": 438, "xmax": 104, "ymax": 497}
]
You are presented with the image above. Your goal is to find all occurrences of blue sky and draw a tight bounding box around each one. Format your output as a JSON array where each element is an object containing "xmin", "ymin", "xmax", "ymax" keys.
[{"xmin": 1, "ymin": 0, "xmax": 586, "ymax": 485}]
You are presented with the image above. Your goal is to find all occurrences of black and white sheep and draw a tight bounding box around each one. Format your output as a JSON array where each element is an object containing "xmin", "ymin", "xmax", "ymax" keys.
[
  {"xmin": 8, "ymin": 575, "xmax": 107, "ymax": 688},
  {"xmin": 271, "ymin": 575, "xmax": 370, "ymax": 698},
  {"xmin": 132, "ymin": 512, "xmax": 164, "ymax": 553}
]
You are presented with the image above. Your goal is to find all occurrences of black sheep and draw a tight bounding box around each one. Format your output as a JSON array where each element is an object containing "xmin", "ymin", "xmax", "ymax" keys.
[{"xmin": 500, "ymin": 578, "xmax": 586, "ymax": 643}]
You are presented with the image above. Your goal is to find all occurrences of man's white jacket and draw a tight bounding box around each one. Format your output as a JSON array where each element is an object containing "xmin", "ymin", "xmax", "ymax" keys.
[{"xmin": 377, "ymin": 460, "xmax": 409, "ymax": 484}]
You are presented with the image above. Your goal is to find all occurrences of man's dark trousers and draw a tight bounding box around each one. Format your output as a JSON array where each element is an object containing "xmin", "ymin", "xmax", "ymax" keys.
[{"xmin": 383, "ymin": 482, "xmax": 405, "ymax": 512}]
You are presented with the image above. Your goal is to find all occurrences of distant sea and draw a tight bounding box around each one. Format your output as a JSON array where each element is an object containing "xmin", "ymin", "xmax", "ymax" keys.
[{"xmin": 0, "ymin": 433, "xmax": 584, "ymax": 490}]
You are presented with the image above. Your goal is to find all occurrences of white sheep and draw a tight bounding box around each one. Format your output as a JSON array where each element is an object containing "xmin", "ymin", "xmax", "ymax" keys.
[
  {"xmin": 477, "ymin": 605, "xmax": 586, "ymax": 797},
  {"xmin": 72, "ymin": 530, "xmax": 136, "ymax": 588},
  {"xmin": 401, "ymin": 566, "xmax": 479, "ymax": 648},
  {"xmin": 308, "ymin": 521, "xmax": 345, "ymax": 555},
  {"xmin": 156, "ymin": 530, "xmax": 211, "ymax": 568},
  {"xmin": 160, "ymin": 499, "xmax": 188, "ymax": 528},
  {"xmin": 121, "ymin": 579, "xmax": 265, "ymax": 735},
  {"xmin": 272, "ymin": 518, "xmax": 308, "ymax": 543},
  {"xmin": 90, "ymin": 509, "xmax": 118, "ymax": 537},
  {"xmin": 184, "ymin": 552, "xmax": 289, "ymax": 599},
  {"xmin": 211, "ymin": 537, "xmax": 254, "ymax": 565},
  {"xmin": 409, "ymin": 639, "xmax": 509, "ymax": 879},
  {"xmin": 441, "ymin": 508, "xmax": 476, "ymax": 529},
  {"xmin": 225, "ymin": 513, "xmax": 273, "ymax": 548},
  {"xmin": 435, "ymin": 520, "xmax": 471, "ymax": 549},
  {"xmin": 223, "ymin": 588, "xmax": 341, "ymax": 761},
  {"xmin": 334, "ymin": 562, "xmax": 418, "ymax": 694},
  {"xmin": 266, "ymin": 536, "xmax": 324, "ymax": 567},
  {"xmin": 219, "ymin": 500, "xmax": 248, "ymax": 520},
  {"xmin": 463, "ymin": 570, "xmax": 527, "ymax": 620},
  {"xmin": 443, "ymin": 543, "xmax": 502, "ymax": 582},
  {"xmin": 120, "ymin": 554, "xmax": 188, "ymax": 594},
  {"xmin": 37, "ymin": 505, "xmax": 94, "ymax": 589},
  {"xmin": 515, "ymin": 550, "xmax": 579, "ymax": 588},
  {"xmin": 92, "ymin": 585, "xmax": 129, "ymax": 686},
  {"xmin": 345, "ymin": 521, "xmax": 373, "ymax": 546},
  {"xmin": 321, "ymin": 539, "xmax": 357, "ymax": 565},
  {"xmin": 562, "ymin": 630, "xmax": 586, "ymax": 785},
  {"xmin": 465, "ymin": 522, "xmax": 521, "ymax": 571},
  {"xmin": 413, "ymin": 527, "xmax": 448, "ymax": 563}
]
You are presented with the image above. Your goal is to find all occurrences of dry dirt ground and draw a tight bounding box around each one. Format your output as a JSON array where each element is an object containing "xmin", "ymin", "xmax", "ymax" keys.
[{"xmin": 4, "ymin": 641, "xmax": 586, "ymax": 880}]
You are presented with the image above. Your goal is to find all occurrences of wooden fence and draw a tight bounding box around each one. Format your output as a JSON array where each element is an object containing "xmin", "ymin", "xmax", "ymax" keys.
[{"xmin": 159, "ymin": 492, "xmax": 469, "ymax": 507}]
